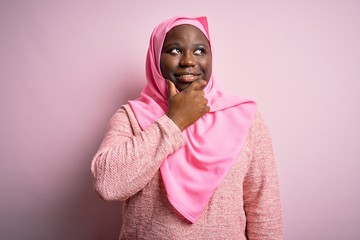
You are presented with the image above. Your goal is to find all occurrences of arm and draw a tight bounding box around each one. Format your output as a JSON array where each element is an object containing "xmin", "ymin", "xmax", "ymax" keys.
[
  {"xmin": 91, "ymin": 105, "xmax": 186, "ymax": 201},
  {"xmin": 243, "ymin": 112, "xmax": 283, "ymax": 239}
]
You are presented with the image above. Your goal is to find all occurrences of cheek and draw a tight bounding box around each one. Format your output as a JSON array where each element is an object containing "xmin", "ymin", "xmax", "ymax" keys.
[
  {"xmin": 200, "ymin": 58, "xmax": 212, "ymax": 78},
  {"xmin": 160, "ymin": 55, "xmax": 165, "ymax": 71},
  {"xmin": 160, "ymin": 56, "xmax": 176, "ymax": 75}
]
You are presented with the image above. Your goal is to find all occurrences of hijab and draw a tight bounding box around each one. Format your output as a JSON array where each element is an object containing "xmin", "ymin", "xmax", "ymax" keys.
[{"xmin": 129, "ymin": 16, "xmax": 257, "ymax": 223}]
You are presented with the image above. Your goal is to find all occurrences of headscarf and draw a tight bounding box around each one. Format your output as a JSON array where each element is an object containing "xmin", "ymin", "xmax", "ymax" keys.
[{"xmin": 129, "ymin": 16, "xmax": 257, "ymax": 223}]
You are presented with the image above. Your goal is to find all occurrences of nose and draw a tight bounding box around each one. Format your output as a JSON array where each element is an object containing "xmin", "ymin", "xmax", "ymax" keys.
[{"xmin": 179, "ymin": 51, "xmax": 196, "ymax": 67}]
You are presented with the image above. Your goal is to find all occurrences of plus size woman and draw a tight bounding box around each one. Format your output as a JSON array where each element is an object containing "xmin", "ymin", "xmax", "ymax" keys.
[{"xmin": 91, "ymin": 16, "xmax": 283, "ymax": 239}]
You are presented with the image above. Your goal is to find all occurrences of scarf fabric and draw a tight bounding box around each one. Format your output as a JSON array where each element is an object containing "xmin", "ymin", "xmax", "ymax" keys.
[{"xmin": 128, "ymin": 16, "xmax": 257, "ymax": 223}]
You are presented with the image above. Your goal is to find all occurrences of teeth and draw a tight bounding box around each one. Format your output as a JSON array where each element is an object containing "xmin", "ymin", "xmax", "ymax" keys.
[{"xmin": 176, "ymin": 74, "xmax": 198, "ymax": 82}]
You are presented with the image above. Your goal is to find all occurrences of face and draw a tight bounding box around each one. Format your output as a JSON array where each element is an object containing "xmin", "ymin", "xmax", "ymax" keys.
[{"xmin": 160, "ymin": 24, "xmax": 212, "ymax": 92}]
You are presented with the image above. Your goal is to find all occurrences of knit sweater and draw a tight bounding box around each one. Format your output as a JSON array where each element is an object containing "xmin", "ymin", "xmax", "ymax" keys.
[{"xmin": 91, "ymin": 104, "xmax": 283, "ymax": 239}]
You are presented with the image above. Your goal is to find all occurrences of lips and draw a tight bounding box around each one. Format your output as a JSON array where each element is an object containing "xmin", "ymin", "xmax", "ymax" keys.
[{"xmin": 174, "ymin": 73, "xmax": 201, "ymax": 82}]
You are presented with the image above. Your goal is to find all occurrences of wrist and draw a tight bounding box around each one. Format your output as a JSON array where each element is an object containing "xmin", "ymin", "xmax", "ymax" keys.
[{"xmin": 166, "ymin": 114, "xmax": 186, "ymax": 131}]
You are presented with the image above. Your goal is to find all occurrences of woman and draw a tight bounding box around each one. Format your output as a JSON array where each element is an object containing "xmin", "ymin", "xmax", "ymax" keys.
[{"xmin": 91, "ymin": 16, "xmax": 283, "ymax": 239}]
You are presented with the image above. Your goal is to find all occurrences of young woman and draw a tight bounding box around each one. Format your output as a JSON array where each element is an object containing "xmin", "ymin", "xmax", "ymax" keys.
[{"xmin": 91, "ymin": 16, "xmax": 283, "ymax": 239}]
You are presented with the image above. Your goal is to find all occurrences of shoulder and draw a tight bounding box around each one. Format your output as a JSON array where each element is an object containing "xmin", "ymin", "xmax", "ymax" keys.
[
  {"xmin": 251, "ymin": 110, "xmax": 271, "ymax": 132},
  {"xmin": 105, "ymin": 104, "xmax": 141, "ymax": 132},
  {"xmin": 109, "ymin": 104, "xmax": 136, "ymax": 122},
  {"xmin": 248, "ymin": 110, "xmax": 273, "ymax": 147},
  {"xmin": 251, "ymin": 111, "xmax": 268, "ymax": 132}
]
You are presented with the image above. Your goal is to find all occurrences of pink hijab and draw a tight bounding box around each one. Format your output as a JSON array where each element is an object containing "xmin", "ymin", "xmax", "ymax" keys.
[{"xmin": 129, "ymin": 16, "xmax": 257, "ymax": 223}]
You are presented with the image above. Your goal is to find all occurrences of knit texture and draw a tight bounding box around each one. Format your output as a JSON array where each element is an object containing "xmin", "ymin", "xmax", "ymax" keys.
[{"xmin": 91, "ymin": 104, "xmax": 283, "ymax": 239}]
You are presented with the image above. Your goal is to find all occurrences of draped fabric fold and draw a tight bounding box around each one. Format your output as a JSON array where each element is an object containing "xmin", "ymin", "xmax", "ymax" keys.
[{"xmin": 129, "ymin": 16, "xmax": 257, "ymax": 223}]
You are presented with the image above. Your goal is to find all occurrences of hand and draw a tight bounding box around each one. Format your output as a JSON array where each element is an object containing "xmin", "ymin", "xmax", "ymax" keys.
[{"xmin": 166, "ymin": 79, "xmax": 210, "ymax": 131}]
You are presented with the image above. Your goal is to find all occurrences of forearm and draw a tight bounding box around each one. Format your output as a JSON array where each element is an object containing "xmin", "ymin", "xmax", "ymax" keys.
[{"xmin": 91, "ymin": 107, "xmax": 185, "ymax": 201}]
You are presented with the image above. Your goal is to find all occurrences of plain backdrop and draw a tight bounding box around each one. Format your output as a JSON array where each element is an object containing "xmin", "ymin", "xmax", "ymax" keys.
[{"xmin": 1, "ymin": 1, "xmax": 359, "ymax": 239}]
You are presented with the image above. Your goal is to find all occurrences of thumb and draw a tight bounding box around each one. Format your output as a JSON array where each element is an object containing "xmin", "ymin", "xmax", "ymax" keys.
[{"xmin": 167, "ymin": 80, "xmax": 177, "ymax": 98}]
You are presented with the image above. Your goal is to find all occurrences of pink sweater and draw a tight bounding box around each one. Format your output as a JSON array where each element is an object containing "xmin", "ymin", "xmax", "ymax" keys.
[{"xmin": 91, "ymin": 104, "xmax": 283, "ymax": 239}]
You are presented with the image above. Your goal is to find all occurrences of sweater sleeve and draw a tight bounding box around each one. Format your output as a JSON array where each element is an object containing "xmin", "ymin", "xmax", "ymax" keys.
[
  {"xmin": 91, "ymin": 105, "xmax": 186, "ymax": 201},
  {"xmin": 243, "ymin": 112, "xmax": 283, "ymax": 239}
]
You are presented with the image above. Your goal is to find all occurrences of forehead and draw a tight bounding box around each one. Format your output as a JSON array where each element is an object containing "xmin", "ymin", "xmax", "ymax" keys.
[{"xmin": 164, "ymin": 24, "xmax": 209, "ymax": 45}]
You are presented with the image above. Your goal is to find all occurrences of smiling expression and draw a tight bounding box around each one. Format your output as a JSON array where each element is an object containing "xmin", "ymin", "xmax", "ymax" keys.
[{"xmin": 160, "ymin": 24, "xmax": 212, "ymax": 92}]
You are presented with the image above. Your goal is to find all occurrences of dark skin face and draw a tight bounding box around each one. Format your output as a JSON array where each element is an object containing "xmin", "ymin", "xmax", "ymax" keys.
[{"xmin": 160, "ymin": 24, "xmax": 212, "ymax": 92}]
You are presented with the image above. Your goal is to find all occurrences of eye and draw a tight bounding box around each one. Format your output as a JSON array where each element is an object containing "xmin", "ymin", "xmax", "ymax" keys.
[
  {"xmin": 169, "ymin": 48, "xmax": 181, "ymax": 55},
  {"xmin": 194, "ymin": 48, "xmax": 205, "ymax": 55}
]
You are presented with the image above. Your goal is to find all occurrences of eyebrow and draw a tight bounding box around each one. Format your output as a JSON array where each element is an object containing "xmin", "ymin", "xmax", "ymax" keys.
[{"xmin": 163, "ymin": 42, "xmax": 210, "ymax": 49}]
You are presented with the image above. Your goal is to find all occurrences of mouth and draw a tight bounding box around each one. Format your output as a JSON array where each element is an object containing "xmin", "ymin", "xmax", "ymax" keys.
[{"xmin": 174, "ymin": 73, "xmax": 201, "ymax": 83}]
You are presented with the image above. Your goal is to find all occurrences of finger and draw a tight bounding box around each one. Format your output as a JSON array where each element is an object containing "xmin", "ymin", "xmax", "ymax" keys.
[
  {"xmin": 204, "ymin": 105, "xmax": 210, "ymax": 113},
  {"xmin": 203, "ymin": 98, "xmax": 208, "ymax": 105},
  {"xmin": 167, "ymin": 80, "xmax": 177, "ymax": 97}
]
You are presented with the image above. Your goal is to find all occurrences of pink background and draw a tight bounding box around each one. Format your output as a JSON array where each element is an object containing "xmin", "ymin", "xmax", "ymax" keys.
[{"xmin": 1, "ymin": 1, "xmax": 359, "ymax": 239}]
